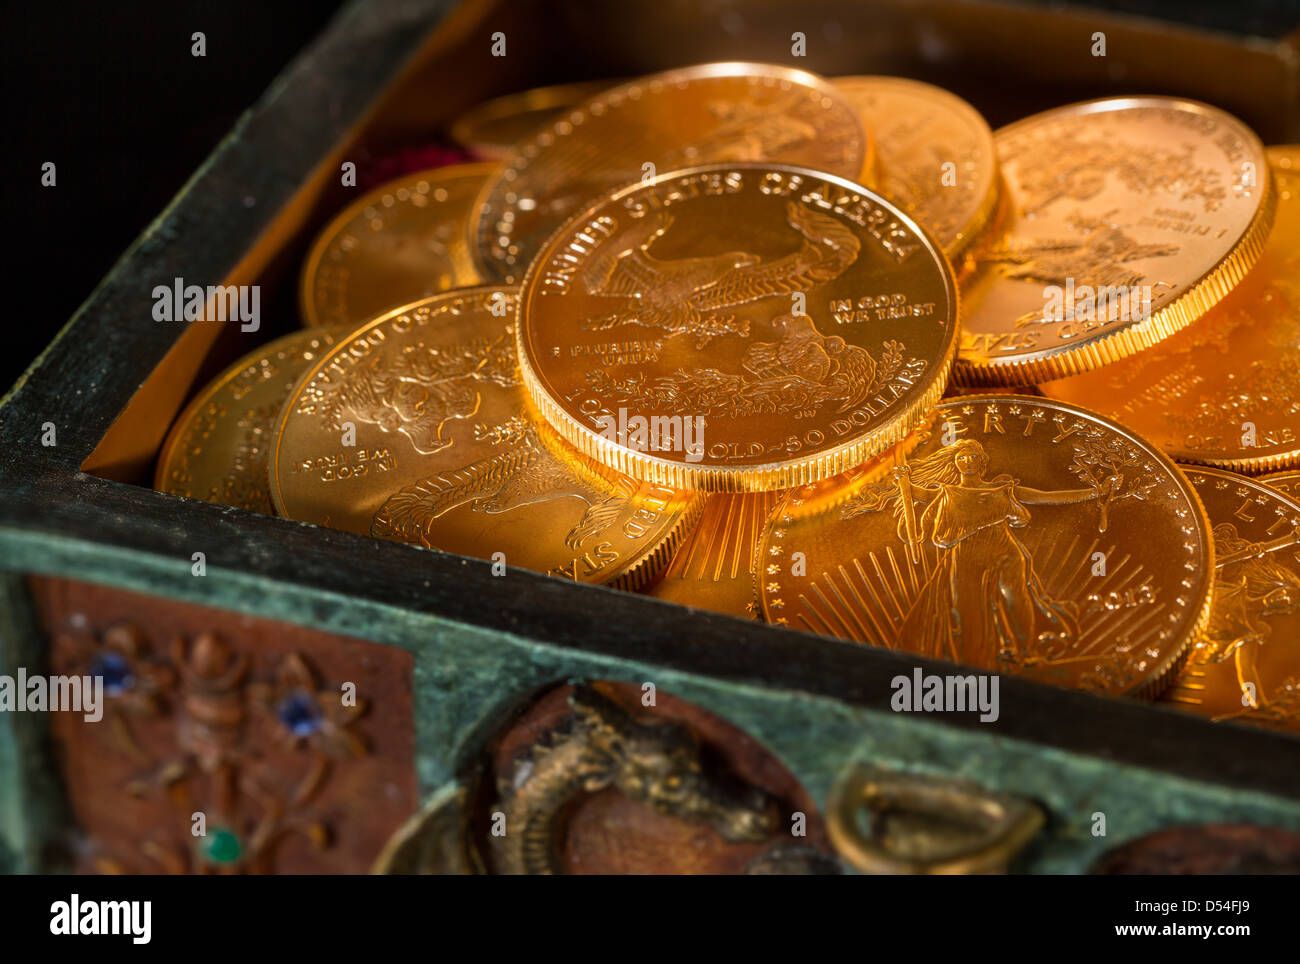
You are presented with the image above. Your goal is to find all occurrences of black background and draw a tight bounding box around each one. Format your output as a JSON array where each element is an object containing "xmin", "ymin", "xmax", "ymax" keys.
[
  {"xmin": 4, "ymin": 0, "xmax": 1299, "ymax": 398},
  {"xmin": 1, "ymin": 0, "xmax": 347, "ymax": 395}
]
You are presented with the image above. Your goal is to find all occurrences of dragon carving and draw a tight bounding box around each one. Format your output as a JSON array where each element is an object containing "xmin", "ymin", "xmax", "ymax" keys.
[
  {"xmin": 373, "ymin": 685, "xmax": 843, "ymax": 875},
  {"xmin": 492, "ymin": 685, "xmax": 778, "ymax": 874}
]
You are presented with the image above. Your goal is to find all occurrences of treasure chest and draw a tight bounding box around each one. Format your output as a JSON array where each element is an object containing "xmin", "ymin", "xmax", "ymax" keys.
[{"xmin": 2, "ymin": 0, "xmax": 1300, "ymax": 877}]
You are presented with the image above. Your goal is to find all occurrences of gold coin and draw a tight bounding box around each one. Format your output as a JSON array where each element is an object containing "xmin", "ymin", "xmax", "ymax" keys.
[
  {"xmin": 1162, "ymin": 467, "xmax": 1300, "ymax": 732},
  {"xmin": 449, "ymin": 80, "xmax": 618, "ymax": 161},
  {"xmin": 757, "ymin": 395, "xmax": 1214, "ymax": 697},
  {"xmin": 955, "ymin": 97, "xmax": 1274, "ymax": 385},
  {"xmin": 832, "ymin": 76, "xmax": 999, "ymax": 265},
  {"xmin": 516, "ymin": 163, "xmax": 958, "ymax": 492},
  {"xmin": 299, "ymin": 163, "xmax": 493, "ymax": 328},
  {"xmin": 1262, "ymin": 469, "xmax": 1300, "ymax": 502},
  {"xmin": 156, "ymin": 328, "xmax": 342, "ymax": 514},
  {"xmin": 472, "ymin": 62, "xmax": 873, "ymax": 283},
  {"xmin": 271, "ymin": 287, "xmax": 699, "ymax": 588},
  {"xmin": 638, "ymin": 492, "xmax": 781, "ymax": 619},
  {"xmin": 639, "ymin": 414, "xmax": 938, "ymax": 618},
  {"xmin": 1040, "ymin": 147, "xmax": 1300, "ymax": 472}
]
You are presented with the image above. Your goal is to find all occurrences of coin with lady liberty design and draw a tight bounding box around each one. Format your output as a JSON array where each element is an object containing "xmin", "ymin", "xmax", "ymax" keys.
[
  {"xmin": 758, "ymin": 396, "xmax": 1215, "ymax": 697},
  {"xmin": 472, "ymin": 62, "xmax": 872, "ymax": 283},
  {"xmin": 956, "ymin": 97, "xmax": 1274, "ymax": 386},
  {"xmin": 1162, "ymin": 467, "xmax": 1300, "ymax": 732},
  {"xmin": 516, "ymin": 163, "xmax": 959, "ymax": 492},
  {"xmin": 270, "ymin": 287, "xmax": 700, "ymax": 588}
]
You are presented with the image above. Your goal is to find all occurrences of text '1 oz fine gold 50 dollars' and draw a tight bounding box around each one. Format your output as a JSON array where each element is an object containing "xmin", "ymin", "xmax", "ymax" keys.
[
  {"xmin": 472, "ymin": 62, "xmax": 872, "ymax": 283},
  {"xmin": 517, "ymin": 164, "xmax": 959, "ymax": 492},
  {"xmin": 299, "ymin": 163, "xmax": 493, "ymax": 328},
  {"xmin": 156, "ymin": 328, "xmax": 343, "ymax": 514},
  {"xmin": 1040, "ymin": 147, "xmax": 1300, "ymax": 472},
  {"xmin": 956, "ymin": 97, "xmax": 1274, "ymax": 385},
  {"xmin": 1162, "ymin": 467, "xmax": 1300, "ymax": 732},
  {"xmin": 758, "ymin": 396, "xmax": 1215, "ymax": 697},
  {"xmin": 271, "ymin": 287, "xmax": 700, "ymax": 588}
]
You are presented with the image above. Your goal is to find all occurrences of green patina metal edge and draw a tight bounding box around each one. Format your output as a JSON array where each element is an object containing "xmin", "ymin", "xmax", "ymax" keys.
[
  {"xmin": 0, "ymin": 573, "xmax": 72, "ymax": 873},
  {"xmin": 4, "ymin": 526, "xmax": 1300, "ymax": 874}
]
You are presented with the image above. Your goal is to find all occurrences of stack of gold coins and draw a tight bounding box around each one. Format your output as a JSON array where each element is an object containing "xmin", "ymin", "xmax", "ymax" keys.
[{"xmin": 154, "ymin": 60, "xmax": 1300, "ymax": 724}]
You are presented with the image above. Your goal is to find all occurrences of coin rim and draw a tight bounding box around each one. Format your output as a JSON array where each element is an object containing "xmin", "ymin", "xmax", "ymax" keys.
[
  {"xmin": 745, "ymin": 410, "xmax": 939, "ymax": 619},
  {"xmin": 297, "ymin": 162, "xmax": 497, "ymax": 328},
  {"xmin": 515, "ymin": 161, "xmax": 960, "ymax": 492},
  {"xmin": 756, "ymin": 392, "xmax": 1216, "ymax": 699},
  {"xmin": 448, "ymin": 80, "xmax": 622, "ymax": 159},
  {"xmin": 1261, "ymin": 468, "xmax": 1300, "ymax": 492},
  {"xmin": 469, "ymin": 61, "xmax": 873, "ymax": 283},
  {"xmin": 155, "ymin": 327, "xmax": 344, "ymax": 503},
  {"xmin": 954, "ymin": 95, "xmax": 1277, "ymax": 386},
  {"xmin": 831, "ymin": 75, "xmax": 1001, "ymax": 264}
]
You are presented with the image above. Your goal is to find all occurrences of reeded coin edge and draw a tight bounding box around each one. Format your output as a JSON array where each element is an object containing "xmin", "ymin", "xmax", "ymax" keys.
[
  {"xmin": 1161, "ymin": 443, "xmax": 1300, "ymax": 476},
  {"xmin": 755, "ymin": 394, "xmax": 1215, "ymax": 699},
  {"xmin": 470, "ymin": 61, "xmax": 871, "ymax": 283},
  {"xmin": 955, "ymin": 98, "xmax": 1278, "ymax": 386},
  {"xmin": 296, "ymin": 162, "xmax": 497, "ymax": 328},
  {"xmin": 608, "ymin": 491, "xmax": 706, "ymax": 592},
  {"xmin": 525, "ymin": 401, "xmax": 707, "ymax": 589}
]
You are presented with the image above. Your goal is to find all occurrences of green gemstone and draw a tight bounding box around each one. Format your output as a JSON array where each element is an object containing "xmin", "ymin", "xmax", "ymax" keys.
[{"xmin": 199, "ymin": 828, "xmax": 242, "ymax": 865}]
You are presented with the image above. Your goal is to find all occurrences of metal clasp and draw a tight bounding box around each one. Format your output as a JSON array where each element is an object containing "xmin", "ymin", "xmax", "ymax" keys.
[{"xmin": 828, "ymin": 763, "xmax": 1044, "ymax": 874}]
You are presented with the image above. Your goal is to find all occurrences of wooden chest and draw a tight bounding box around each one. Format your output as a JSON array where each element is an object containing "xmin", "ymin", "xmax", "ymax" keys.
[{"xmin": 2, "ymin": 0, "xmax": 1299, "ymax": 875}]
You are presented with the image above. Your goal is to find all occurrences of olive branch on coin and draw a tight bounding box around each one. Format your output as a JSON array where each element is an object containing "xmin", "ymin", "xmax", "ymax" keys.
[{"xmin": 1067, "ymin": 430, "xmax": 1158, "ymax": 532}]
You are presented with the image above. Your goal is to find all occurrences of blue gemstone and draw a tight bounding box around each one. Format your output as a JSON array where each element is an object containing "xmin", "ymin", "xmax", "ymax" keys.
[
  {"xmin": 277, "ymin": 691, "xmax": 322, "ymax": 736},
  {"xmin": 90, "ymin": 652, "xmax": 134, "ymax": 695}
]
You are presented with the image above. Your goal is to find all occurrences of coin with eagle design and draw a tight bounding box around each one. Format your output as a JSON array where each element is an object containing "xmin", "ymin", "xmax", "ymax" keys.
[
  {"xmin": 271, "ymin": 287, "xmax": 700, "ymax": 587},
  {"xmin": 516, "ymin": 163, "xmax": 958, "ymax": 491}
]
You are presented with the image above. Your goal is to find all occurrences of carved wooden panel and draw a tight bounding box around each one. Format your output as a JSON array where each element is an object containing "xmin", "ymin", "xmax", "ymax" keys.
[{"xmin": 28, "ymin": 576, "xmax": 417, "ymax": 874}]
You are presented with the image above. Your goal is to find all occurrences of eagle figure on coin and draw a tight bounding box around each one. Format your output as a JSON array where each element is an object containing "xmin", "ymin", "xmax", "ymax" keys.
[{"xmin": 581, "ymin": 201, "xmax": 860, "ymax": 348}]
